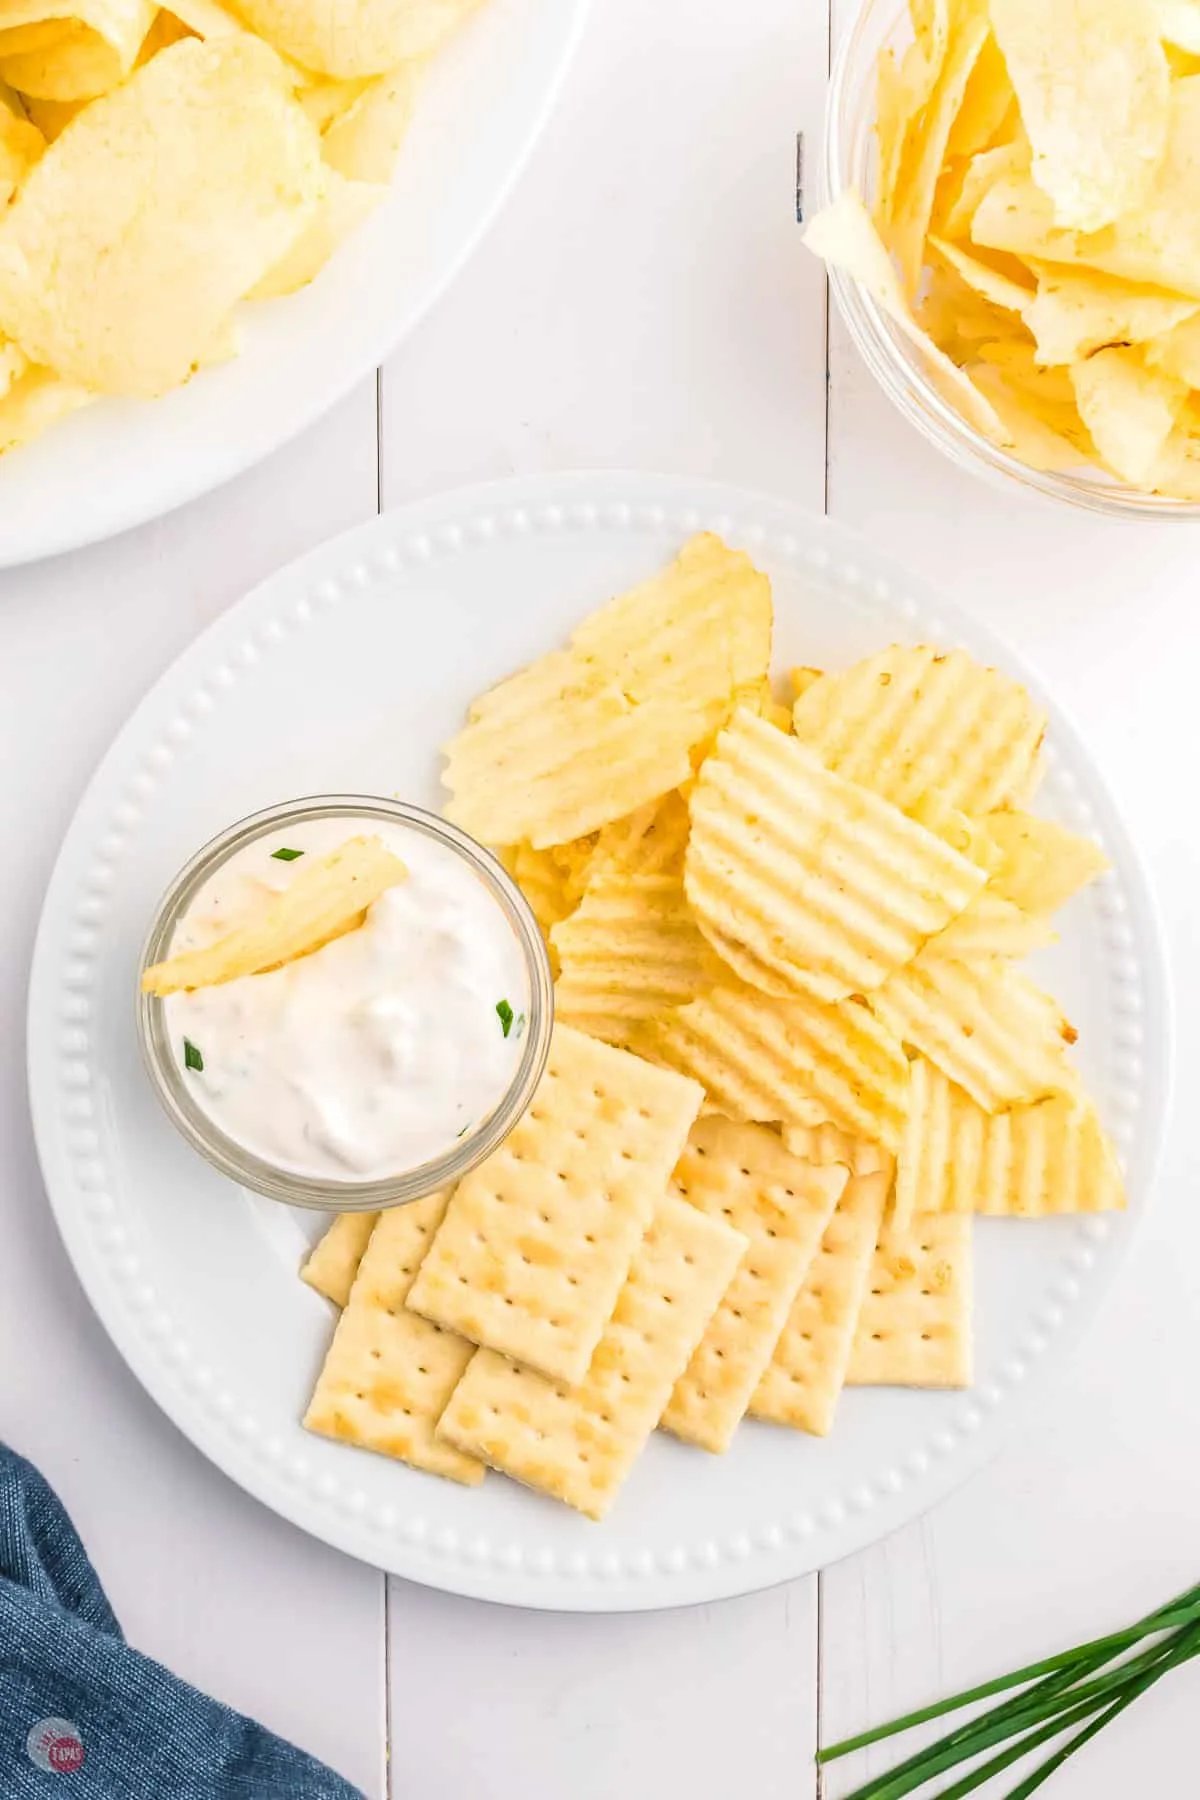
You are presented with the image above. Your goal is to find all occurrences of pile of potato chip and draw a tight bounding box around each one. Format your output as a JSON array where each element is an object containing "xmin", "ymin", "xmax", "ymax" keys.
[
  {"xmin": 295, "ymin": 534, "xmax": 1125, "ymax": 1519},
  {"xmin": 806, "ymin": 0, "xmax": 1200, "ymax": 498},
  {"xmin": 0, "ymin": 0, "xmax": 481, "ymax": 453}
]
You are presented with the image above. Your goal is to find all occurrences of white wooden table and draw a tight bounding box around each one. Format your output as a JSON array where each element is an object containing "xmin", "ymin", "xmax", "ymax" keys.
[{"xmin": 4, "ymin": 2, "xmax": 1197, "ymax": 1794}]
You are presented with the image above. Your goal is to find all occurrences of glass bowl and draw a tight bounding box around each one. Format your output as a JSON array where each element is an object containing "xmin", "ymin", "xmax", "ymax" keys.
[
  {"xmin": 821, "ymin": 0, "xmax": 1200, "ymax": 519},
  {"xmin": 137, "ymin": 795, "xmax": 554, "ymax": 1212}
]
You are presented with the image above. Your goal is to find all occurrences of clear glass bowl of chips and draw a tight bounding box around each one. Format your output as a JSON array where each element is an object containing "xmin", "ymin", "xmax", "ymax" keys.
[{"xmin": 820, "ymin": 0, "xmax": 1200, "ymax": 518}]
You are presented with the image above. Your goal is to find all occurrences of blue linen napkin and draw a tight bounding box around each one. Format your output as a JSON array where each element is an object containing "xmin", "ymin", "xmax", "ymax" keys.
[{"xmin": 0, "ymin": 1442, "xmax": 365, "ymax": 1797}]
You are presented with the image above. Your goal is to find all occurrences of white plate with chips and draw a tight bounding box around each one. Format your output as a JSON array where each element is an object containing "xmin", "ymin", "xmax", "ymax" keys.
[
  {"xmin": 28, "ymin": 471, "xmax": 1169, "ymax": 1609},
  {"xmin": 0, "ymin": 0, "xmax": 586, "ymax": 570}
]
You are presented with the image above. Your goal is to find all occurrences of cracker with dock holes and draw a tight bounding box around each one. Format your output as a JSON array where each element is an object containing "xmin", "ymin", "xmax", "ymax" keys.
[
  {"xmin": 406, "ymin": 1024, "xmax": 704, "ymax": 1385},
  {"xmin": 304, "ymin": 1193, "xmax": 483, "ymax": 1486},
  {"xmin": 661, "ymin": 1117, "xmax": 847, "ymax": 1454},
  {"xmin": 437, "ymin": 1196, "xmax": 746, "ymax": 1519},
  {"xmin": 300, "ymin": 1211, "xmax": 380, "ymax": 1308},
  {"xmin": 751, "ymin": 1167, "xmax": 891, "ymax": 1436},
  {"xmin": 847, "ymin": 1212, "xmax": 973, "ymax": 1388}
]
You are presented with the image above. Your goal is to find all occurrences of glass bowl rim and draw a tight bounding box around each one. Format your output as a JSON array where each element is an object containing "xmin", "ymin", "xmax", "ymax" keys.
[{"xmin": 137, "ymin": 793, "xmax": 554, "ymax": 1212}]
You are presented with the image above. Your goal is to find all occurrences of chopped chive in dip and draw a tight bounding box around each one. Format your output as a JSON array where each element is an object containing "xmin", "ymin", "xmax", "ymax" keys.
[
  {"xmin": 496, "ymin": 998, "xmax": 514, "ymax": 1037},
  {"xmin": 456, "ymin": 1121, "xmax": 472, "ymax": 1140},
  {"xmin": 183, "ymin": 1037, "xmax": 204, "ymax": 1073},
  {"xmin": 271, "ymin": 846, "xmax": 304, "ymax": 862},
  {"xmin": 515, "ymin": 1012, "xmax": 527, "ymax": 1040}
]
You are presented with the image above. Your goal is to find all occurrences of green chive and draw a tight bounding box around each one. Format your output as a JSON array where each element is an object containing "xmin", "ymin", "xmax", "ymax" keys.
[
  {"xmin": 271, "ymin": 846, "xmax": 304, "ymax": 861},
  {"xmin": 496, "ymin": 999, "xmax": 514, "ymax": 1037},
  {"xmin": 515, "ymin": 1012, "xmax": 527, "ymax": 1039},
  {"xmin": 819, "ymin": 1583, "xmax": 1200, "ymax": 1800},
  {"xmin": 456, "ymin": 1122, "xmax": 471, "ymax": 1140},
  {"xmin": 183, "ymin": 1038, "xmax": 204, "ymax": 1072}
]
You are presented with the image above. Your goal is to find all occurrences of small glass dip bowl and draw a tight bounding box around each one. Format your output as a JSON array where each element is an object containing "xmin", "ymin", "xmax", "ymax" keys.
[{"xmin": 137, "ymin": 794, "xmax": 553, "ymax": 1211}]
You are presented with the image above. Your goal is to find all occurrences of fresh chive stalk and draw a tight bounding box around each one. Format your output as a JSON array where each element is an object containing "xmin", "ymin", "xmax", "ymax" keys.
[{"xmin": 820, "ymin": 1583, "xmax": 1200, "ymax": 1800}]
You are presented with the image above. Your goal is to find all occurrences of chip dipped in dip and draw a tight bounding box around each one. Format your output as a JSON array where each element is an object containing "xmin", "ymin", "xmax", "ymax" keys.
[{"xmin": 138, "ymin": 799, "xmax": 552, "ymax": 1207}]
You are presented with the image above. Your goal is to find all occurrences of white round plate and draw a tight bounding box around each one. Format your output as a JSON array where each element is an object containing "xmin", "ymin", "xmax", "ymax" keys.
[
  {"xmin": 28, "ymin": 472, "xmax": 1170, "ymax": 1611},
  {"xmin": 0, "ymin": 0, "xmax": 586, "ymax": 570}
]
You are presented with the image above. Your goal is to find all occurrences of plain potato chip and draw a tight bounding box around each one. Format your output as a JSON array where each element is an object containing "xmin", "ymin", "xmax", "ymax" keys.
[
  {"xmin": 1146, "ymin": 311, "xmax": 1200, "ymax": 386},
  {"xmin": 906, "ymin": 791, "xmax": 1000, "ymax": 871},
  {"xmin": 0, "ymin": 37, "xmax": 324, "ymax": 396},
  {"xmin": 296, "ymin": 71, "xmax": 373, "ymax": 132},
  {"xmin": 229, "ymin": 0, "xmax": 476, "ymax": 78},
  {"xmin": 791, "ymin": 645, "xmax": 1046, "ymax": 816},
  {"xmin": 585, "ymin": 789, "xmax": 692, "ymax": 884},
  {"xmin": 887, "ymin": 0, "xmax": 990, "ymax": 293},
  {"xmin": 987, "ymin": 810, "xmax": 1109, "ymax": 913},
  {"xmin": 0, "ymin": 363, "xmax": 90, "ymax": 451},
  {"xmin": 249, "ymin": 169, "xmax": 383, "ymax": 299},
  {"xmin": 0, "ymin": 101, "xmax": 42, "ymax": 204},
  {"xmin": 1148, "ymin": 400, "xmax": 1200, "ymax": 493},
  {"xmin": 1023, "ymin": 263, "xmax": 1199, "ymax": 366},
  {"xmin": 944, "ymin": 29, "xmax": 1015, "ymax": 160},
  {"xmin": 967, "ymin": 364, "xmax": 1096, "ymax": 471},
  {"xmin": 930, "ymin": 888, "xmax": 1055, "ymax": 958},
  {"xmin": 869, "ymin": 948, "xmax": 1076, "ymax": 1111},
  {"xmin": 320, "ymin": 61, "xmax": 417, "ymax": 181},
  {"xmin": 684, "ymin": 710, "xmax": 985, "ymax": 1003},
  {"xmin": 1069, "ymin": 344, "xmax": 1187, "ymax": 483},
  {"xmin": 1160, "ymin": 0, "xmax": 1200, "ymax": 50},
  {"xmin": 934, "ymin": 134, "xmax": 1029, "ymax": 240},
  {"xmin": 142, "ymin": 834, "xmax": 407, "ymax": 995},
  {"xmin": 988, "ymin": 0, "xmax": 1169, "ymax": 232},
  {"xmin": 928, "ymin": 235, "xmax": 1034, "ymax": 312},
  {"xmin": 802, "ymin": 188, "xmax": 1009, "ymax": 445},
  {"xmin": 20, "ymin": 93, "xmax": 84, "ymax": 138},
  {"xmin": 640, "ymin": 979, "xmax": 910, "ymax": 1154},
  {"xmin": 974, "ymin": 81, "xmax": 1200, "ymax": 298},
  {"xmin": 442, "ymin": 534, "xmax": 772, "ymax": 850},
  {"xmin": 874, "ymin": 0, "xmax": 949, "ymax": 224},
  {"xmin": 551, "ymin": 871, "xmax": 724, "ymax": 1048}
]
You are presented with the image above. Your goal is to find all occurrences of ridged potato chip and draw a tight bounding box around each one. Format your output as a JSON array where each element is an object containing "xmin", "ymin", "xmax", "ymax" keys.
[
  {"xmin": 684, "ymin": 710, "xmax": 985, "ymax": 1003},
  {"xmin": 791, "ymin": 645, "xmax": 1046, "ymax": 816},
  {"xmin": 869, "ymin": 948, "xmax": 1075, "ymax": 1112},
  {"xmin": 0, "ymin": 37, "xmax": 324, "ymax": 396},
  {"xmin": 783, "ymin": 1123, "xmax": 895, "ymax": 1179},
  {"xmin": 986, "ymin": 810, "xmax": 1109, "ymax": 914},
  {"xmin": 586, "ymin": 788, "xmax": 691, "ymax": 883},
  {"xmin": 142, "ymin": 834, "xmax": 407, "ymax": 995},
  {"xmin": 640, "ymin": 979, "xmax": 910, "ymax": 1153},
  {"xmin": 552, "ymin": 871, "xmax": 724, "ymax": 1048},
  {"xmin": 897, "ymin": 1056, "xmax": 1124, "ymax": 1219},
  {"xmin": 442, "ymin": 535, "xmax": 772, "ymax": 850}
]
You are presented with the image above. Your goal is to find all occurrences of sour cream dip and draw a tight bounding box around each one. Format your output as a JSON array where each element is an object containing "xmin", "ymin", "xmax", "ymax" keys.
[{"xmin": 160, "ymin": 815, "xmax": 533, "ymax": 1183}]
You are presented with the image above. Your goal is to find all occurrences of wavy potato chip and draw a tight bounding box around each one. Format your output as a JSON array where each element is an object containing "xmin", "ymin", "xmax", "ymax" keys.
[
  {"xmin": 0, "ymin": 37, "xmax": 324, "ymax": 395},
  {"xmin": 442, "ymin": 534, "xmax": 772, "ymax": 850},
  {"xmin": 229, "ymin": 0, "xmax": 477, "ymax": 79},
  {"xmin": 869, "ymin": 948, "xmax": 1075, "ymax": 1112},
  {"xmin": 897, "ymin": 1057, "xmax": 1123, "ymax": 1220},
  {"xmin": 586, "ymin": 788, "xmax": 692, "ymax": 884},
  {"xmin": 989, "ymin": 0, "xmax": 1169, "ymax": 233},
  {"xmin": 640, "ymin": 979, "xmax": 910, "ymax": 1153},
  {"xmin": 552, "ymin": 871, "xmax": 724, "ymax": 1048},
  {"xmin": 684, "ymin": 710, "xmax": 985, "ymax": 1003},
  {"xmin": 791, "ymin": 645, "xmax": 1046, "ymax": 816},
  {"xmin": 142, "ymin": 835, "xmax": 407, "ymax": 995}
]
